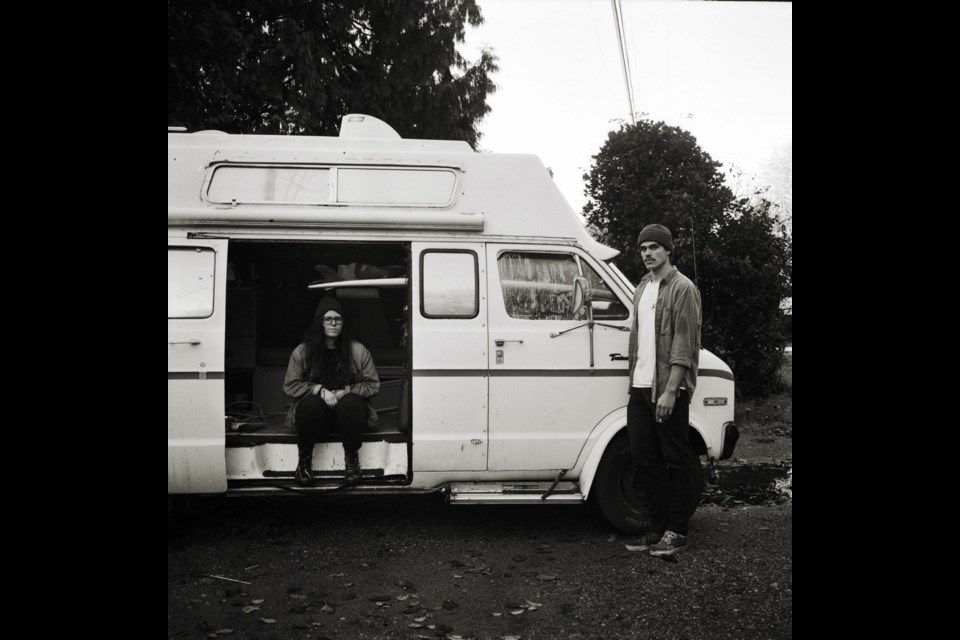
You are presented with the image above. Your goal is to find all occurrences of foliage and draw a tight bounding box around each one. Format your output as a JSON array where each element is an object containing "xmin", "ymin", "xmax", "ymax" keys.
[
  {"xmin": 168, "ymin": 0, "xmax": 498, "ymax": 147},
  {"xmin": 583, "ymin": 120, "xmax": 792, "ymax": 397}
]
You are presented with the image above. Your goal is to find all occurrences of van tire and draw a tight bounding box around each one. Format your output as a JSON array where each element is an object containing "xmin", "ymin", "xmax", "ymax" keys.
[{"xmin": 591, "ymin": 430, "xmax": 704, "ymax": 535}]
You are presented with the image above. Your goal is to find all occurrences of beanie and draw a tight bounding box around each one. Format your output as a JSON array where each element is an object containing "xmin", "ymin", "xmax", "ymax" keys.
[
  {"xmin": 313, "ymin": 296, "xmax": 344, "ymax": 323},
  {"xmin": 637, "ymin": 224, "xmax": 674, "ymax": 252}
]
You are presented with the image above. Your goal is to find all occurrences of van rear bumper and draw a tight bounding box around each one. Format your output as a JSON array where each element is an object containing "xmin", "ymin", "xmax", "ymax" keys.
[{"xmin": 719, "ymin": 421, "xmax": 740, "ymax": 460}]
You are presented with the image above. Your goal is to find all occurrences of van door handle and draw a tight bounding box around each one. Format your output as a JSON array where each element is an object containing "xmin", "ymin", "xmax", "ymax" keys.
[
  {"xmin": 169, "ymin": 339, "xmax": 202, "ymax": 345},
  {"xmin": 494, "ymin": 339, "xmax": 524, "ymax": 347}
]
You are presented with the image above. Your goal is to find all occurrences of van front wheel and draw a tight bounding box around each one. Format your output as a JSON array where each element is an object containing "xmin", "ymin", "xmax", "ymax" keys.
[{"xmin": 591, "ymin": 430, "xmax": 704, "ymax": 535}]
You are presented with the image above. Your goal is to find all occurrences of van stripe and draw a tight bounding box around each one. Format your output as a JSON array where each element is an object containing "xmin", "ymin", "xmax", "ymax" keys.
[
  {"xmin": 413, "ymin": 368, "xmax": 734, "ymax": 380},
  {"xmin": 699, "ymin": 368, "xmax": 734, "ymax": 381},
  {"xmin": 168, "ymin": 371, "xmax": 225, "ymax": 380}
]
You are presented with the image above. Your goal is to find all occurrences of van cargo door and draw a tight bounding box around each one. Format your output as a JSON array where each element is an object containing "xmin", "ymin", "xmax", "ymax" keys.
[
  {"xmin": 168, "ymin": 238, "xmax": 228, "ymax": 493},
  {"xmin": 410, "ymin": 242, "xmax": 488, "ymax": 471}
]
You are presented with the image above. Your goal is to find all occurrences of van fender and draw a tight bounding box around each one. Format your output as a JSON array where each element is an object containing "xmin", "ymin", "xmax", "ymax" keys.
[
  {"xmin": 576, "ymin": 408, "xmax": 716, "ymax": 499},
  {"xmin": 574, "ymin": 407, "xmax": 628, "ymax": 500}
]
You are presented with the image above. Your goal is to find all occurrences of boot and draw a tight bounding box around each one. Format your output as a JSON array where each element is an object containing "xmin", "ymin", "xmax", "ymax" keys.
[
  {"xmin": 345, "ymin": 448, "xmax": 361, "ymax": 484},
  {"xmin": 295, "ymin": 447, "xmax": 314, "ymax": 485}
]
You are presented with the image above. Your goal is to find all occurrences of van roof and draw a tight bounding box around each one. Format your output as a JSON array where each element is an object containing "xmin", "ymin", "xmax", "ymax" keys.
[{"xmin": 168, "ymin": 114, "xmax": 619, "ymax": 260}]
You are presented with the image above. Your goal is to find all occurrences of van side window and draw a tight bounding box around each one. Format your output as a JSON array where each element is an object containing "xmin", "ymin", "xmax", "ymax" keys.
[
  {"xmin": 581, "ymin": 262, "xmax": 629, "ymax": 320},
  {"xmin": 498, "ymin": 252, "xmax": 579, "ymax": 320},
  {"xmin": 168, "ymin": 246, "xmax": 216, "ymax": 318},
  {"xmin": 421, "ymin": 251, "xmax": 478, "ymax": 318}
]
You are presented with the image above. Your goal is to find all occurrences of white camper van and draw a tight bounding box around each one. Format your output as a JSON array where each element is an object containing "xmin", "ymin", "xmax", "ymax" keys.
[{"xmin": 167, "ymin": 114, "xmax": 739, "ymax": 533}]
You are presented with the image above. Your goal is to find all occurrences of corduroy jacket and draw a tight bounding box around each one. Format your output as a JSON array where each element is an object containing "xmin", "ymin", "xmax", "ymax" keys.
[
  {"xmin": 283, "ymin": 340, "xmax": 381, "ymax": 427},
  {"xmin": 627, "ymin": 266, "xmax": 702, "ymax": 402}
]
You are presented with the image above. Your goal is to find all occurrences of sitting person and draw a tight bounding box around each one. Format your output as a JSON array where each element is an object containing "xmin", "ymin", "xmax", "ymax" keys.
[{"xmin": 282, "ymin": 297, "xmax": 380, "ymax": 485}]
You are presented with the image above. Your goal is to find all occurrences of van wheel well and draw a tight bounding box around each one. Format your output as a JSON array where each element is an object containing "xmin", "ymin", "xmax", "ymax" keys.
[{"xmin": 590, "ymin": 429, "xmax": 705, "ymax": 535}]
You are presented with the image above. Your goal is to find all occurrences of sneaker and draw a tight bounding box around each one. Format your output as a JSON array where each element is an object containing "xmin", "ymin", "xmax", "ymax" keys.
[
  {"xmin": 625, "ymin": 531, "xmax": 663, "ymax": 552},
  {"xmin": 648, "ymin": 530, "xmax": 688, "ymax": 556}
]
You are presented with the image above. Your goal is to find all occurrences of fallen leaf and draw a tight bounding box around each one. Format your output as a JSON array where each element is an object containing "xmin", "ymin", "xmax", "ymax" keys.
[
  {"xmin": 525, "ymin": 600, "xmax": 543, "ymax": 607},
  {"xmin": 289, "ymin": 594, "xmax": 308, "ymax": 600},
  {"xmin": 415, "ymin": 616, "xmax": 427, "ymax": 622},
  {"xmin": 397, "ymin": 594, "xmax": 409, "ymax": 601},
  {"xmin": 503, "ymin": 636, "xmax": 522, "ymax": 640},
  {"xmin": 607, "ymin": 534, "xmax": 617, "ymax": 542},
  {"xmin": 453, "ymin": 574, "xmax": 464, "ymax": 578},
  {"xmin": 427, "ymin": 624, "xmax": 436, "ymax": 629},
  {"xmin": 214, "ymin": 630, "xmax": 234, "ymax": 635},
  {"xmin": 510, "ymin": 609, "xmax": 525, "ymax": 615},
  {"xmin": 408, "ymin": 623, "xmax": 423, "ymax": 629},
  {"xmin": 341, "ymin": 582, "xmax": 354, "ymax": 588},
  {"xmin": 241, "ymin": 606, "xmax": 260, "ymax": 614},
  {"xmin": 320, "ymin": 604, "xmax": 335, "ymax": 614},
  {"xmin": 251, "ymin": 599, "xmax": 265, "ymax": 605},
  {"xmin": 505, "ymin": 601, "xmax": 523, "ymax": 609},
  {"xmin": 328, "ymin": 572, "xmax": 345, "ymax": 578},
  {"xmin": 260, "ymin": 618, "xmax": 277, "ymax": 624},
  {"xmin": 492, "ymin": 612, "xmax": 502, "ymax": 617}
]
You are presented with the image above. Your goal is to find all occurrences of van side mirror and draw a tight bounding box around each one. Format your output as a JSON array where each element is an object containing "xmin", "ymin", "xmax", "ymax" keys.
[{"xmin": 572, "ymin": 276, "xmax": 592, "ymax": 318}]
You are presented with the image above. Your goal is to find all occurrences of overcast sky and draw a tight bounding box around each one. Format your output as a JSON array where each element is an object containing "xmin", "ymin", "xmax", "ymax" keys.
[{"xmin": 463, "ymin": 0, "xmax": 792, "ymax": 215}]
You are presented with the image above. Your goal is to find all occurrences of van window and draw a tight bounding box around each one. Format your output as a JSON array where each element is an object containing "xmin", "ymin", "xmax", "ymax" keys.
[
  {"xmin": 498, "ymin": 252, "xmax": 579, "ymax": 320},
  {"xmin": 207, "ymin": 166, "xmax": 330, "ymax": 204},
  {"xmin": 421, "ymin": 251, "xmax": 478, "ymax": 318},
  {"xmin": 168, "ymin": 246, "xmax": 215, "ymax": 318},
  {"xmin": 582, "ymin": 261, "xmax": 628, "ymax": 320}
]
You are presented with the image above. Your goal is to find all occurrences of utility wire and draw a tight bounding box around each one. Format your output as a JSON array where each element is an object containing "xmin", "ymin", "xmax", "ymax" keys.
[{"xmin": 611, "ymin": 0, "xmax": 636, "ymax": 124}]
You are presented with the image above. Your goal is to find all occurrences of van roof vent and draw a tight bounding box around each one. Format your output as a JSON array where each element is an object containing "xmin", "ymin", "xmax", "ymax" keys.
[{"xmin": 339, "ymin": 114, "xmax": 402, "ymax": 140}]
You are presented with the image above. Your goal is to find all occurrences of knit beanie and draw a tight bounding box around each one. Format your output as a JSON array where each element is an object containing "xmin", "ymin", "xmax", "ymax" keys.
[
  {"xmin": 637, "ymin": 224, "xmax": 674, "ymax": 251},
  {"xmin": 314, "ymin": 296, "xmax": 344, "ymax": 323}
]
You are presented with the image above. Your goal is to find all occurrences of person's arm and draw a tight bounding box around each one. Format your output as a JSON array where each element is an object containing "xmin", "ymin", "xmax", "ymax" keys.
[
  {"xmin": 658, "ymin": 282, "xmax": 702, "ymax": 420},
  {"xmin": 335, "ymin": 342, "xmax": 380, "ymax": 399},
  {"xmin": 655, "ymin": 364, "xmax": 687, "ymax": 422},
  {"xmin": 282, "ymin": 345, "xmax": 322, "ymax": 399}
]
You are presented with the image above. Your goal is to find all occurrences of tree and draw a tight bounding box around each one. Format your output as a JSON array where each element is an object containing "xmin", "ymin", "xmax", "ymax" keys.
[
  {"xmin": 583, "ymin": 120, "xmax": 791, "ymax": 397},
  {"xmin": 168, "ymin": 0, "xmax": 498, "ymax": 148}
]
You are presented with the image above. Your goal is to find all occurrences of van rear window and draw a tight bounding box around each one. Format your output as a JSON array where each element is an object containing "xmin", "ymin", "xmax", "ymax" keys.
[{"xmin": 168, "ymin": 247, "xmax": 215, "ymax": 318}]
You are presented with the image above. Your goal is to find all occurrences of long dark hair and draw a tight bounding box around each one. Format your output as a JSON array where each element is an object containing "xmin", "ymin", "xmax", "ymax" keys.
[{"xmin": 301, "ymin": 316, "xmax": 354, "ymax": 387}]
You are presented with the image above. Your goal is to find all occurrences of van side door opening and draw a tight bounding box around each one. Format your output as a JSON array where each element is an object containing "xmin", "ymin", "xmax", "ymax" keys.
[{"xmin": 220, "ymin": 240, "xmax": 412, "ymax": 487}]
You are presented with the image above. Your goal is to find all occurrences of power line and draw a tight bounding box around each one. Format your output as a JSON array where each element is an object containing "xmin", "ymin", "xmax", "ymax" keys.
[{"xmin": 611, "ymin": 0, "xmax": 636, "ymax": 124}]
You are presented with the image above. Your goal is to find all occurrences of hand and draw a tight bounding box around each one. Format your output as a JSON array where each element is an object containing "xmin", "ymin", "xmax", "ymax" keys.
[
  {"xmin": 321, "ymin": 388, "xmax": 338, "ymax": 408},
  {"xmin": 334, "ymin": 389, "xmax": 348, "ymax": 401},
  {"xmin": 655, "ymin": 390, "xmax": 676, "ymax": 423}
]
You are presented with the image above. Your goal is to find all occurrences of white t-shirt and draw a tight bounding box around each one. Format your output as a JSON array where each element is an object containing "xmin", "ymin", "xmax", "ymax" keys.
[{"xmin": 631, "ymin": 280, "xmax": 660, "ymax": 388}]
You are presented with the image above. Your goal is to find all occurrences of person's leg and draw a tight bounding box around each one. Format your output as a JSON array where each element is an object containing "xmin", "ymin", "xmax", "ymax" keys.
[
  {"xmin": 626, "ymin": 387, "xmax": 667, "ymax": 536},
  {"xmin": 294, "ymin": 395, "xmax": 330, "ymax": 483},
  {"xmin": 656, "ymin": 390, "xmax": 695, "ymax": 536},
  {"xmin": 334, "ymin": 393, "xmax": 367, "ymax": 481}
]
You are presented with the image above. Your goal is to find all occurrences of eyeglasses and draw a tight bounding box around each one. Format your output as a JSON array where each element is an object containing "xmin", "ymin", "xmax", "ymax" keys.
[{"xmin": 322, "ymin": 317, "xmax": 344, "ymax": 325}]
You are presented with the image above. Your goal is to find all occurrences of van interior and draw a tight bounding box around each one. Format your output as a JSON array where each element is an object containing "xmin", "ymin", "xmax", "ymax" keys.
[{"xmin": 223, "ymin": 240, "xmax": 411, "ymax": 476}]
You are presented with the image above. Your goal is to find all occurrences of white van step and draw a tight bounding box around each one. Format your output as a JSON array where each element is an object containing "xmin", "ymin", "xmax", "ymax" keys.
[{"xmin": 447, "ymin": 481, "xmax": 584, "ymax": 504}]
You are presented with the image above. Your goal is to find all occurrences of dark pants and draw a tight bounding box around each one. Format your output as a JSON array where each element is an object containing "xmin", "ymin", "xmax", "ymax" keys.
[
  {"xmin": 295, "ymin": 393, "xmax": 367, "ymax": 454},
  {"xmin": 626, "ymin": 387, "xmax": 696, "ymax": 536}
]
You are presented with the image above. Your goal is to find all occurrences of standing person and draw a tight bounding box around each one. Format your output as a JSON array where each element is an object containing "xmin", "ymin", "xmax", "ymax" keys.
[
  {"xmin": 283, "ymin": 297, "xmax": 380, "ymax": 485},
  {"xmin": 624, "ymin": 224, "xmax": 702, "ymax": 556}
]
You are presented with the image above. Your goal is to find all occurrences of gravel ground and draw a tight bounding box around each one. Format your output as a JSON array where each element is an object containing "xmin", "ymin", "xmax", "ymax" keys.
[{"xmin": 168, "ymin": 357, "xmax": 793, "ymax": 639}]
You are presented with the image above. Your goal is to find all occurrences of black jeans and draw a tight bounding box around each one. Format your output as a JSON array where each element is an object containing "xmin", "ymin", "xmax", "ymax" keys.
[
  {"xmin": 295, "ymin": 392, "xmax": 367, "ymax": 454},
  {"xmin": 626, "ymin": 387, "xmax": 696, "ymax": 536}
]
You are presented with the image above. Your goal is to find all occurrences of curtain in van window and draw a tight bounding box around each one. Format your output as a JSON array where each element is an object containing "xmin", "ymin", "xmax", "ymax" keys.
[{"xmin": 497, "ymin": 253, "xmax": 578, "ymax": 320}]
